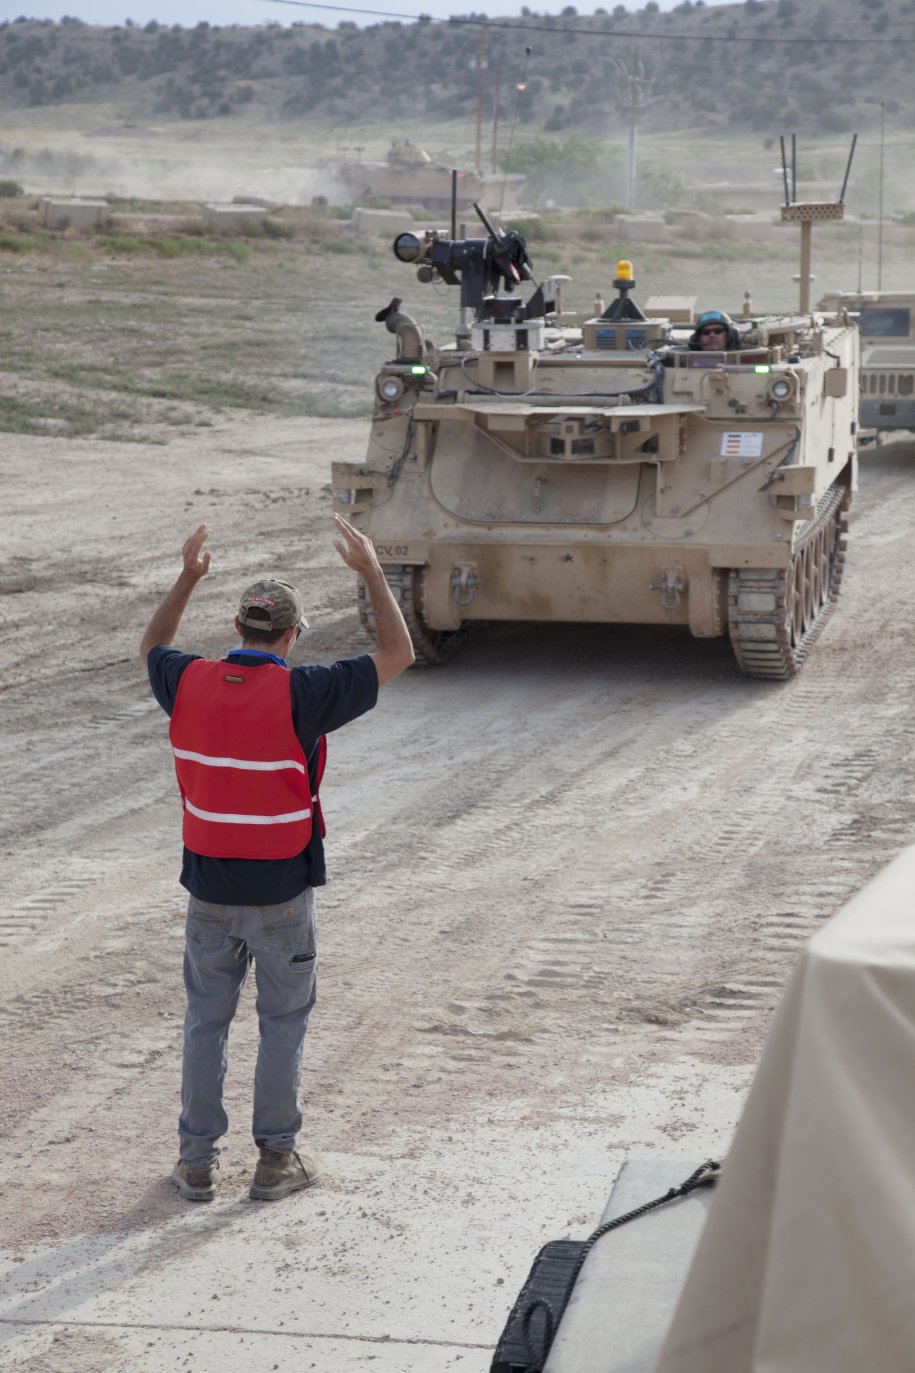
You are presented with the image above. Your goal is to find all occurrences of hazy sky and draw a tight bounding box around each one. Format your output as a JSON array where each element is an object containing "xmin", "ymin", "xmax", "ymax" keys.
[{"xmin": 2, "ymin": 0, "xmax": 735, "ymax": 29}]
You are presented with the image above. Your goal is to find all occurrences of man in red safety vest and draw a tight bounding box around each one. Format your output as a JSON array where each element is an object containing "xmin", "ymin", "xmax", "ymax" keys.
[{"xmin": 140, "ymin": 516, "xmax": 414, "ymax": 1202}]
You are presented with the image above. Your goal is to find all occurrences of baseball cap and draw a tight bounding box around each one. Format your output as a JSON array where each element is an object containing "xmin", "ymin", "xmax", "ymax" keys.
[{"xmin": 237, "ymin": 578, "xmax": 308, "ymax": 633}]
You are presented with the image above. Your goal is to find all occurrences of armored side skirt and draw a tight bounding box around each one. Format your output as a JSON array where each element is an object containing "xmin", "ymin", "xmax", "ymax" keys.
[{"xmin": 401, "ymin": 542, "xmax": 792, "ymax": 638}]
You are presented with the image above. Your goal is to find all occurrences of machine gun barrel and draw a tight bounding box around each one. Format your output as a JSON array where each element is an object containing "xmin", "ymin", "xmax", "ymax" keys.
[{"xmin": 472, "ymin": 201, "xmax": 503, "ymax": 243}]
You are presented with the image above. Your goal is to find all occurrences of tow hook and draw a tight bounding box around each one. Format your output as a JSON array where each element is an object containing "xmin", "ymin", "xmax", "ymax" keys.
[
  {"xmin": 649, "ymin": 568, "xmax": 686, "ymax": 612},
  {"xmin": 451, "ymin": 562, "xmax": 481, "ymax": 607}
]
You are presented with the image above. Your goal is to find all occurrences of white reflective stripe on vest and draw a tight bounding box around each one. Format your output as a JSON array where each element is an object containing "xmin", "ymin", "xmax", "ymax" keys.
[
  {"xmin": 173, "ymin": 746, "xmax": 306, "ymax": 775},
  {"xmin": 184, "ymin": 798, "xmax": 311, "ymax": 826}
]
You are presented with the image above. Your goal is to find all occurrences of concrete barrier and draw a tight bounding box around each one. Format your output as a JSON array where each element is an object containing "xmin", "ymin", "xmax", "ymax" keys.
[
  {"xmin": 725, "ymin": 214, "xmax": 784, "ymax": 245},
  {"xmin": 40, "ymin": 198, "xmax": 110, "ymax": 230},
  {"xmin": 202, "ymin": 203, "xmax": 269, "ymax": 232},
  {"xmin": 351, "ymin": 206, "xmax": 418, "ymax": 237},
  {"xmin": 613, "ymin": 215, "xmax": 673, "ymax": 243},
  {"xmin": 665, "ymin": 208, "xmax": 714, "ymax": 231}
]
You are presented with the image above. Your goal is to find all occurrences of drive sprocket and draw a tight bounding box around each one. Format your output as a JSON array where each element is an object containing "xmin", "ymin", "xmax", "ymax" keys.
[{"xmin": 357, "ymin": 566, "xmax": 469, "ymax": 667}]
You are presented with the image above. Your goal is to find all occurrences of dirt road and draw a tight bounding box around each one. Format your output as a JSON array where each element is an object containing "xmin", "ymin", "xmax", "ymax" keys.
[{"xmin": 2, "ymin": 418, "xmax": 914, "ymax": 1371}]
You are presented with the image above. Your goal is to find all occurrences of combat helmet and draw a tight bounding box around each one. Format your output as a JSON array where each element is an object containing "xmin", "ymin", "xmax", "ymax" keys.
[{"xmin": 688, "ymin": 309, "xmax": 741, "ymax": 350}]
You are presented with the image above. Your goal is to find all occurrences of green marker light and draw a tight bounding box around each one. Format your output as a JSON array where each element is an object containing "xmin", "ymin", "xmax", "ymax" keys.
[
  {"xmin": 754, "ymin": 365, "xmax": 771, "ymax": 374},
  {"xmin": 410, "ymin": 365, "xmax": 428, "ymax": 375}
]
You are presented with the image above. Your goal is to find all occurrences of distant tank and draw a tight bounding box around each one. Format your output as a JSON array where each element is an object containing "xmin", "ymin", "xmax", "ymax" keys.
[
  {"xmin": 817, "ymin": 288, "xmax": 915, "ymax": 436},
  {"xmin": 334, "ymin": 138, "xmax": 524, "ymax": 212},
  {"xmin": 332, "ymin": 208, "xmax": 859, "ymax": 680}
]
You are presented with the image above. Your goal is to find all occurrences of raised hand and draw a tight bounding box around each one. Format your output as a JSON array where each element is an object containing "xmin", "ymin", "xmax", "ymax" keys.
[
  {"xmin": 332, "ymin": 514, "xmax": 379, "ymax": 576},
  {"xmin": 182, "ymin": 524, "xmax": 212, "ymax": 582}
]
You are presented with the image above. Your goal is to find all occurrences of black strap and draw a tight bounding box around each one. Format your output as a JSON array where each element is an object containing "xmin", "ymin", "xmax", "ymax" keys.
[{"xmin": 519, "ymin": 1158, "xmax": 722, "ymax": 1372}]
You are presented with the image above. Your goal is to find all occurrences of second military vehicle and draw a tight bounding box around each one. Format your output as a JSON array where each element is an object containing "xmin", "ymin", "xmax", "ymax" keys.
[
  {"xmin": 332, "ymin": 208, "xmax": 859, "ymax": 680},
  {"xmin": 817, "ymin": 288, "xmax": 915, "ymax": 436},
  {"xmin": 333, "ymin": 138, "xmax": 524, "ymax": 213}
]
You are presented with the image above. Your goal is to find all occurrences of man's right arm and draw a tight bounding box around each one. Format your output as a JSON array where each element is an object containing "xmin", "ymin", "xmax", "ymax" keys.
[
  {"xmin": 138, "ymin": 524, "xmax": 212, "ymax": 665},
  {"xmin": 332, "ymin": 515, "xmax": 415, "ymax": 686}
]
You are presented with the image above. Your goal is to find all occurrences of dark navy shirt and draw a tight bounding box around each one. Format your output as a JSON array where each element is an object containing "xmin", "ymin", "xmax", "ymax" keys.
[{"xmin": 148, "ymin": 645, "xmax": 378, "ymax": 904}]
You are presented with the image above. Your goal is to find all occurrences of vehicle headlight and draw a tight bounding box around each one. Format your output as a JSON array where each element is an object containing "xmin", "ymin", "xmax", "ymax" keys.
[
  {"xmin": 377, "ymin": 375, "xmax": 405, "ymax": 403},
  {"xmin": 768, "ymin": 375, "xmax": 797, "ymax": 404}
]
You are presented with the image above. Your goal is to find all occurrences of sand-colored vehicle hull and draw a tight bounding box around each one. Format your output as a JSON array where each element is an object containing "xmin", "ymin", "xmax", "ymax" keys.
[
  {"xmin": 333, "ymin": 139, "xmax": 524, "ymax": 212},
  {"xmin": 335, "ymin": 234, "xmax": 858, "ymax": 679}
]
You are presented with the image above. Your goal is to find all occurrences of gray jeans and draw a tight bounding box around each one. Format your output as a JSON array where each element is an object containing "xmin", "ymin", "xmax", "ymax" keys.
[{"xmin": 179, "ymin": 889, "xmax": 317, "ymax": 1164}]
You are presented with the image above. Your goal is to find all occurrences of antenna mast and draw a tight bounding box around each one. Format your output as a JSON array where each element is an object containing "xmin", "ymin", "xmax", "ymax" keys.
[{"xmin": 779, "ymin": 132, "xmax": 856, "ymax": 313}]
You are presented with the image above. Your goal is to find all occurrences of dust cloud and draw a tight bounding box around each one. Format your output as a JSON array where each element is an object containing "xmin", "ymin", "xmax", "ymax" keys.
[{"xmin": 1, "ymin": 130, "xmax": 349, "ymax": 205}]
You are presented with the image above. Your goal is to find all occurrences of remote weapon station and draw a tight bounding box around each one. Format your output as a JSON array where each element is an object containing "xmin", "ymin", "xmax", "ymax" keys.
[{"xmin": 332, "ymin": 168, "xmax": 859, "ymax": 681}]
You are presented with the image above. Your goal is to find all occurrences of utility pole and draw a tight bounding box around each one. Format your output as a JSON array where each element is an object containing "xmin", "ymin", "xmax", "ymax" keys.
[
  {"xmin": 474, "ymin": 31, "xmax": 486, "ymax": 175},
  {"xmin": 491, "ymin": 56, "xmax": 502, "ymax": 174},
  {"xmin": 499, "ymin": 45, "xmax": 532, "ymax": 214},
  {"xmin": 878, "ymin": 101, "xmax": 885, "ymax": 291},
  {"xmin": 611, "ymin": 48, "xmax": 653, "ymax": 212}
]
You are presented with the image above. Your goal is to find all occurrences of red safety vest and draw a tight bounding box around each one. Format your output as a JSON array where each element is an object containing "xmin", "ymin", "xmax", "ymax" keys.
[{"xmin": 169, "ymin": 659, "xmax": 326, "ymax": 860}]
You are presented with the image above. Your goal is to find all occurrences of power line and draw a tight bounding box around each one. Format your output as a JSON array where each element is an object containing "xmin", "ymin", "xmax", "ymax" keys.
[{"xmin": 261, "ymin": 0, "xmax": 915, "ymax": 46}]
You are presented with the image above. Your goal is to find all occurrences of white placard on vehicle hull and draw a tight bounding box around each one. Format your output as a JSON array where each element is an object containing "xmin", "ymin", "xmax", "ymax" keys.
[{"xmin": 720, "ymin": 431, "xmax": 764, "ymax": 458}]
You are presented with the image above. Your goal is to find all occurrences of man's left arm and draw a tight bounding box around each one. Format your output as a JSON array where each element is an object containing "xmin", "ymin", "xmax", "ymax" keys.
[{"xmin": 139, "ymin": 524, "xmax": 212, "ymax": 665}]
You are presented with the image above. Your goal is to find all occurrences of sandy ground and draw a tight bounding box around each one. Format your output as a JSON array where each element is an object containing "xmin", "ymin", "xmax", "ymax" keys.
[{"xmin": 2, "ymin": 416, "xmax": 915, "ymax": 1371}]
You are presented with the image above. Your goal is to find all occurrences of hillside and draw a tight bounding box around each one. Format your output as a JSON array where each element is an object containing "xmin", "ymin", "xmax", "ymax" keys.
[{"xmin": 1, "ymin": 0, "xmax": 913, "ymax": 141}]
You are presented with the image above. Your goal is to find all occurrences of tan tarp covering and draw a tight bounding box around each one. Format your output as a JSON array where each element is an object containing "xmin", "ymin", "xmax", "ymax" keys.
[{"xmin": 655, "ymin": 843, "xmax": 915, "ymax": 1373}]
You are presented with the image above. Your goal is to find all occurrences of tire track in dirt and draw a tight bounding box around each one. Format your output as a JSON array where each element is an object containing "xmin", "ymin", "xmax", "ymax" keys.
[{"xmin": 4, "ymin": 426, "xmax": 915, "ymax": 1253}]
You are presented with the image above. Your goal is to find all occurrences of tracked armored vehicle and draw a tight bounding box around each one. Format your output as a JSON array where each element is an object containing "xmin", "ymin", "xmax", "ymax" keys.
[
  {"xmin": 332, "ymin": 208, "xmax": 859, "ymax": 680},
  {"xmin": 333, "ymin": 138, "xmax": 524, "ymax": 213}
]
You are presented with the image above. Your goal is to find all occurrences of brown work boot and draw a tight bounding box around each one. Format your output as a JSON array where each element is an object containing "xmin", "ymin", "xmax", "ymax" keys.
[
  {"xmin": 249, "ymin": 1146, "xmax": 323, "ymax": 1201},
  {"xmin": 171, "ymin": 1158, "xmax": 218, "ymax": 1202}
]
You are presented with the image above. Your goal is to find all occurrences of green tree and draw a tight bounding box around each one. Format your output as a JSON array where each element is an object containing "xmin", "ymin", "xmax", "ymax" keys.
[{"xmin": 501, "ymin": 133, "xmax": 624, "ymax": 205}]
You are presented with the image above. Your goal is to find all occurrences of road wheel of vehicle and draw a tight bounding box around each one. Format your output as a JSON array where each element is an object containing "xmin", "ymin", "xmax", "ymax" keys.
[
  {"xmin": 728, "ymin": 483, "xmax": 850, "ymax": 680},
  {"xmin": 357, "ymin": 567, "xmax": 469, "ymax": 667}
]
